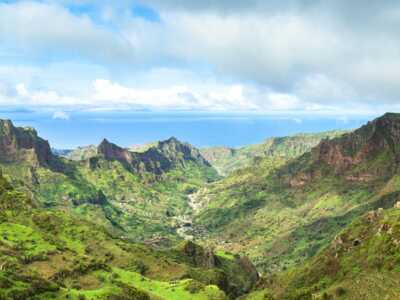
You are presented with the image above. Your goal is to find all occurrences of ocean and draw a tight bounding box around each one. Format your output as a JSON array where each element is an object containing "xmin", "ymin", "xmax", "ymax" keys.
[{"xmin": 0, "ymin": 110, "xmax": 374, "ymax": 149}]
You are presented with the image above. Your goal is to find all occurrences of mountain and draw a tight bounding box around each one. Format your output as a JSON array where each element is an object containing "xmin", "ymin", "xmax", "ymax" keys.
[
  {"xmin": 51, "ymin": 148, "xmax": 73, "ymax": 157},
  {"xmin": 55, "ymin": 145, "xmax": 97, "ymax": 161},
  {"xmin": 97, "ymin": 137, "xmax": 211, "ymax": 175},
  {"xmin": 0, "ymin": 119, "xmax": 218, "ymax": 243},
  {"xmin": 0, "ymin": 170, "xmax": 258, "ymax": 299},
  {"xmin": 288, "ymin": 112, "xmax": 400, "ymax": 185},
  {"xmin": 193, "ymin": 113, "xmax": 400, "ymax": 274},
  {"xmin": 200, "ymin": 131, "xmax": 345, "ymax": 175},
  {"xmin": 3, "ymin": 113, "xmax": 400, "ymax": 299},
  {"xmin": 0, "ymin": 120, "xmax": 56, "ymax": 167}
]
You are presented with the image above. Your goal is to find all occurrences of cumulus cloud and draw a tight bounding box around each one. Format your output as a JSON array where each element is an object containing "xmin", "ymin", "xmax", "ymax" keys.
[
  {"xmin": 1, "ymin": 0, "xmax": 400, "ymax": 114},
  {"xmin": 0, "ymin": 1, "xmax": 133, "ymax": 65}
]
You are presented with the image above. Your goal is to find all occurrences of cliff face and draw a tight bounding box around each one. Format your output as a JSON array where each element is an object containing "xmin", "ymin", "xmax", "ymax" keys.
[
  {"xmin": 290, "ymin": 113, "xmax": 400, "ymax": 186},
  {"xmin": 98, "ymin": 138, "xmax": 133, "ymax": 164},
  {"xmin": 0, "ymin": 120, "xmax": 54, "ymax": 167},
  {"xmin": 313, "ymin": 113, "xmax": 400, "ymax": 172},
  {"xmin": 97, "ymin": 137, "xmax": 211, "ymax": 175}
]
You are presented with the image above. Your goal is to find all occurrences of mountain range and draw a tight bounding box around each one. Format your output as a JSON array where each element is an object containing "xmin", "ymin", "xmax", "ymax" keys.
[{"xmin": 0, "ymin": 113, "xmax": 400, "ymax": 299}]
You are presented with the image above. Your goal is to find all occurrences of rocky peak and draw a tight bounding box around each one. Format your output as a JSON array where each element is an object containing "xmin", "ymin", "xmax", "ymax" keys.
[
  {"xmin": 288, "ymin": 113, "xmax": 400, "ymax": 186},
  {"xmin": 312, "ymin": 113, "xmax": 400, "ymax": 171},
  {"xmin": 97, "ymin": 138, "xmax": 132, "ymax": 164},
  {"xmin": 156, "ymin": 137, "xmax": 210, "ymax": 168},
  {"xmin": 0, "ymin": 119, "xmax": 54, "ymax": 167},
  {"xmin": 96, "ymin": 137, "xmax": 211, "ymax": 175}
]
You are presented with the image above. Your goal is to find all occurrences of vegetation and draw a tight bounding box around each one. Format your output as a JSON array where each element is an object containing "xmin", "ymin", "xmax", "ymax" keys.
[
  {"xmin": 2, "ymin": 114, "xmax": 400, "ymax": 299},
  {"xmin": 200, "ymin": 131, "xmax": 345, "ymax": 175},
  {"xmin": 245, "ymin": 207, "xmax": 400, "ymax": 299},
  {"xmin": 0, "ymin": 170, "xmax": 257, "ymax": 299}
]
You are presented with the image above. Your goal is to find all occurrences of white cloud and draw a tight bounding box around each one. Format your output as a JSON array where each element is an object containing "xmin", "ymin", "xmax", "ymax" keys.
[
  {"xmin": 0, "ymin": 1, "xmax": 133, "ymax": 65},
  {"xmin": 0, "ymin": 1, "xmax": 400, "ymax": 114},
  {"xmin": 16, "ymin": 83, "xmax": 29, "ymax": 97},
  {"xmin": 52, "ymin": 111, "xmax": 70, "ymax": 120}
]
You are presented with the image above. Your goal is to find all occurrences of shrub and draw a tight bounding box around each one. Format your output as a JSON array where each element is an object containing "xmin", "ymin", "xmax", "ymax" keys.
[
  {"xmin": 185, "ymin": 280, "xmax": 205, "ymax": 294},
  {"xmin": 335, "ymin": 286, "xmax": 346, "ymax": 297},
  {"xmin": 130, "ymin": 260, "xmax": 148, "ymax": 275}
]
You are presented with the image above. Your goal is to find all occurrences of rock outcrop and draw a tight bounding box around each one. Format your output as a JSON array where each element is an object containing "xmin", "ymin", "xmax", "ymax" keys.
[
  {"xmin": 0, "ymin": 119, "xmax": 55, "ymax": 167},
  {"xmin": 97, "ymin": 137, "xmax": 211, "ymax": 175},
  {"xmin": 289, "ymin": 113, "xmax": 400, "ymax": 186},
  {"xmin": 313, "ymin": 113, "xmax": 400, "ymax": 174},
  {"xmin": 180, "ymin": 241, "xmax": 216, "ymax": 268}
]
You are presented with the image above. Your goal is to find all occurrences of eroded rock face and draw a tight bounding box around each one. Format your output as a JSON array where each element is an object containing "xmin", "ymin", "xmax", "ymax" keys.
[
  {"xmin": 290, "ymin": 113, "xmax": 400, "ymax": 186},
  {"xmin": 0, "ymin": 120, "xmax": 54, "ymax": 167},
  {"xmin": 97, "ymin": 137, "xmax": 210, "ymax": 175},
  {"xmin": 237, "ymin": 256, "xmax": 259, "ymax": 285},
  {"xmin": 98, "ymin": 139, "xmax": 132, "ymax": 164},
  {"xmin": 315, "ymin": 113, "xmax": 400, "ymax": 172},
  {"xmin": 180, "ymin": 241, "xmax": 216, "ymax": 268}
]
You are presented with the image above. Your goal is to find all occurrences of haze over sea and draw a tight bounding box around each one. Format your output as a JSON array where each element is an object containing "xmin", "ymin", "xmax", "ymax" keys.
[{"xmin": 0, "ymin": 110, "xmax": 374, "ymax": 149}]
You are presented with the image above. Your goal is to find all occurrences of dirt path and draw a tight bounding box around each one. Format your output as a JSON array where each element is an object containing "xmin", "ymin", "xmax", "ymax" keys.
[{"xmin": 175, "ymin": 190, "xmax": 202, "ymax": 240}]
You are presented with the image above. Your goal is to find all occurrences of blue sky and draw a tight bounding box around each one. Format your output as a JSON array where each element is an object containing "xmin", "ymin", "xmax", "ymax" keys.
[
  {"xmin": 0, "ymin": 0, "xmax": 399, "ymax": 147},
  {"xmin": 2, "ymin": 110, "xmax": 371, "ymax": 149}
]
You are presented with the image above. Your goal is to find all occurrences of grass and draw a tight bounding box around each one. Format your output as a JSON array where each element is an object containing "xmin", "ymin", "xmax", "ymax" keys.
[
  {"xmin": 0, "ymin": 170, "xmax": 259, "ymax": 300},
  {"xmin": 0, "ymin": 223, "xmax": 56, "ymax": 257}
]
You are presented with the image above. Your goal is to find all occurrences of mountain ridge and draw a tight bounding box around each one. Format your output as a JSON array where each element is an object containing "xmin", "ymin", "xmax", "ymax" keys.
[{"xmin": 0, "ymin": 119, "xmax": 56, "ymax": 167}]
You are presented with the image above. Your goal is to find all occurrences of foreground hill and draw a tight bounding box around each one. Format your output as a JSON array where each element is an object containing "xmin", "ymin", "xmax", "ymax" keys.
[
  {"xmin": 0, "ymin": 170, "xmax": 258, "ymax": 299},
  {"xmin": 200, "ymin": 131, "xmax": 345, "ymax": 175},
  {"xmin": 193, "ymin": 113, "xmax": 400, "ymax": 274},
  {"xmin": 245, "ymin": 205, "xmax": 400, "ymax": 299}
]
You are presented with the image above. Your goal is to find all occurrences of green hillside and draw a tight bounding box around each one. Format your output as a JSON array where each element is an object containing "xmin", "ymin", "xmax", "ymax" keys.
[
  {"xmin": 0, "ymin": 120, "xmax": 219, "ymax": 243},
  {"xmin": 2, "ymin": 114, "xmax": 400, "ymax": 299},
  {"xmin": 244, "ymin": 205, "xmax": 400, "ymax": 299},
  {"xmin": 193, "ymin": 113, "xmax": 400, "ymax": 275},
  {"xmin": 200, "ymin": 131, "xmax": 345, "ymax": 175},
  {"xmin": 0, "ymin": 168, "xmax": 258, "ymax": 299}
]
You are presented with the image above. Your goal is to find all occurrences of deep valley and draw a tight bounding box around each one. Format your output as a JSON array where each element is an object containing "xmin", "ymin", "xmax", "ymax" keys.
[{"xmin": 1, "ymin": 113, "xmax": 400, "ymax": 299}]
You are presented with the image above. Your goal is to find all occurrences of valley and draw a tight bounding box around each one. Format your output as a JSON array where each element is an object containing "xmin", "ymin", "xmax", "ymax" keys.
[{"xmin": 0, "ymin": 113, "xmax": 400, "ymax": 299}]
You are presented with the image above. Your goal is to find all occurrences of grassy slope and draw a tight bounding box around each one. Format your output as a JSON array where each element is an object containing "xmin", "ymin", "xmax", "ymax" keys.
[
  {"xmin": 0, "ymin": 171, "xmax": 257, "ymax": 300},
  {"xmin": 194, "ymin": 132, "xmax": 400, "ymax": 274},
  {"xmin": 200, "ymin": 131, "xmax": 345, "ymax": 175},
  {"xmin": 244, "ymin": 207, "xmax": 400, "ymax": 300},
  {"xmin": 0, "ymin": 152, "xmax": 219, "ymax": 243}
]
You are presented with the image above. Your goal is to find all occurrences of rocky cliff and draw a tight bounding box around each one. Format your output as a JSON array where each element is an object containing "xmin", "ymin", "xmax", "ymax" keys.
[
  {"xmin": 313, "ymin": 113, "xmax": 400, "ymax": 172},
  {"xmin": 0, "ymin": 119, "xmax": 54, "ymax": 167},
  {"xmin": 289, "ymin": 113, "xmax": 400, "ymax": 186},
  {"xmin": 97, "ymin": 137, "xmax": 211, "ymax": 175}
]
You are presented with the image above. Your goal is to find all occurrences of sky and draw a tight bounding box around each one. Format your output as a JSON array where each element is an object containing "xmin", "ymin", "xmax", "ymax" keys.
[{"xmin": 0, "ymin": 1, "xmax": 398, "ymax": 147}]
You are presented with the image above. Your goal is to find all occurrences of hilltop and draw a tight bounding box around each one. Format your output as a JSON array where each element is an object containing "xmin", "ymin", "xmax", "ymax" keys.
[{"xmin": 200, "ymin": 131, "xmax": 345, "ymax": 175}]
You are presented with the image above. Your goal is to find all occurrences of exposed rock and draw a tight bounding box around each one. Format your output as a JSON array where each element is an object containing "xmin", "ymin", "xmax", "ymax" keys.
[
  {"xmin": 394, "ymin": 201, "xmax": 400, "ymax": 209},
  {"xmin": 97, "ymin": 137, "xmax": 211, "ymax": 175},
  {"xmin": 0, "ymin": 119, "xmax": 55, "ymax": 167},
  {"xmin": 237, "ymin": 256, "xmax": 259, "ymax": 284},
  {"xmin": 290, "ymin": 113, "xmax": 400, "ymax": 185},
  {"xmin": 315, "ymin": 113, "xmax": 400, "ymax": 174},
  {"xmin": 179, "ymin": 241, "xmax": 216, "ymax": 268},
  {"xmin": 98, "ymin": 138, "xmax": 132, "ymax": 164},
  {"xmin": 365, "ymin": 210, "xmax": 379, "ymax": 223},
  {"xmin": 378, "ymin": 223, "xmax": 391, "ymax": 234},
  {"xmin": 289, "ymin": 172, "xmax": 311, "ymax": 187}
]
